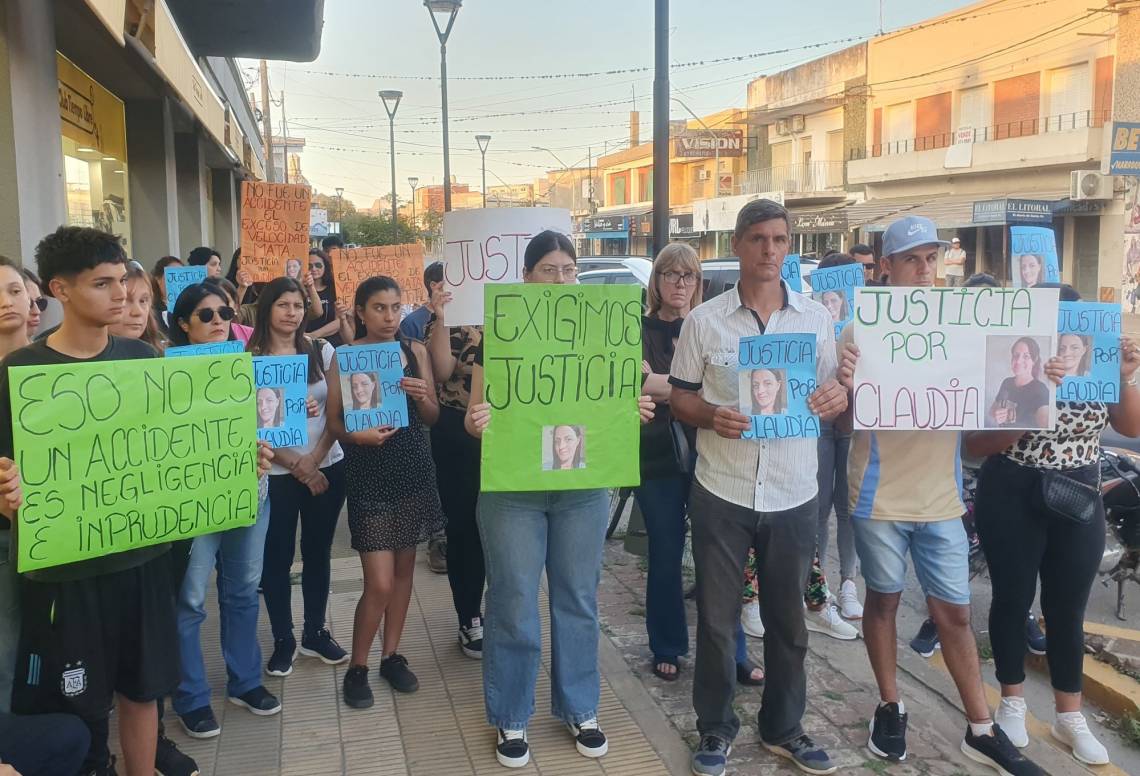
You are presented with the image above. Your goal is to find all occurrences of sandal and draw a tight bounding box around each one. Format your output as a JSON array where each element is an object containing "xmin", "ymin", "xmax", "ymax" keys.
[
  {"xmin": 652, "ymin": 656, "xmax": 681, "ymax": 682},
  {"xmin": 736, "ymin": 660, "xmax": 765, "ymax": 687}
]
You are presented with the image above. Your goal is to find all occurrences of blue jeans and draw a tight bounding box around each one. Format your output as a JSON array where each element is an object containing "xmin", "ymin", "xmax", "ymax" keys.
[
  {"xmin": 0, "ymin": 531, "xmax": 16, "ymax": 711},
  {"xmin": 477, "ymin": 489, "xmax": 608, "ymax": 730},
  {"xmin": 853, "ymin": 516, "xmax": 969, "ymax": 605},
  {"xmin": 173, "ymin": 496, "xmax": 271, "ymax": 714},
  {"xmin": 816, "ymin": 421, "xmax": 855, "ymax": 580}
]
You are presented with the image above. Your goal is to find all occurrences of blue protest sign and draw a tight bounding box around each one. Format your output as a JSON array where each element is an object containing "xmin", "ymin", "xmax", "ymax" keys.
[
  {"xmin": 810, "ymin": 264, "xmax": 864, "ymax": 340},
  {"xmin": 166, "ymin": 340, "xmax": 245, "ymax": 358},
  {"xmin": 165, "ymin": 266, "xmax": 208, "ymax": 312},
  {"xmin": 1010, "ymin": 226, "xmax": 1060, "ymax": 288},
  {"xmin": 737, "ymin": 333, "xmax": 819, "ymax": 439},
  {"xmin": 252, "ymin": 355, "xmax": 309, "ymax": 446},
  {"xmin": 781, "ymin": 254, "xmax": 802, "ymax": 293},
  {"xmin": 336, "ymin": 343, "xmax": 409, "ymax": 431},
  {"xmin": 1057, "ymin": 302, "xmax": 1121, "ymax": 403}
]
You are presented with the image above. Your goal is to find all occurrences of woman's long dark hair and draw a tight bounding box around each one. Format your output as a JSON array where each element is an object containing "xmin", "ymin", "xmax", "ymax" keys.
[
  {"xmin": 248, "ymin": 277, "xmax": 325, "ymax": 384},
  {"xmin": 1012, "ymin": 336, "xmax": 1044, "ymax": 380},
  {"xmin": 551, "ymin": 424, "xmax": 583, "ymax": 469},
  {"xmin": 168, "ymin": 282, "xmax": 236, "ymax": 347},
  {"xmin": 353, "ymin": 275, "xmax": 417, "ymax": 374},
  {"xmin": 309, "ymin": 248, "xmax": 336, "ymax": 304},
  {"xmin": 151, "ymin": 255, "xmax": 181, "ymax": 307}
]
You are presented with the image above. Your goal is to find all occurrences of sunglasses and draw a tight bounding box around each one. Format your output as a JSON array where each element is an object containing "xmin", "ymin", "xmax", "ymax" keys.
[
  {"xmin": 193, "ymin": 306, "xmax": 235, "ymax": 324},
  {"xmin": 30, "ymin": 297, "xmax": 47, "ymax": 312}
]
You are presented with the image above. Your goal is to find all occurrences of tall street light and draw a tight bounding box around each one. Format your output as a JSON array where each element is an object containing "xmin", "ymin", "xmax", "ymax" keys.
[
  {"xmin": 408, "ymin": 176, "xmax": 419, "ymax": 228},
  {"xmin": 425, "ymin": 0, "xmax": 461, "ymax": 212},
  {"xmin": 533, "ymin": 145, "xmax": 571, "ymax": 208},
  {"xmin": 475, "ymin": 134, "xmax": 491, "ymax": 207},
  {"xmin": 335, "ymin": 186, "xmax": 344, "ymax": 227},
  {"xmin": 653, "ymin": 0, "xmax": 670, "ymax": 257},
  {"xmin": 378, "ymin": 90, "xmax": 403, "ymax": 229}
]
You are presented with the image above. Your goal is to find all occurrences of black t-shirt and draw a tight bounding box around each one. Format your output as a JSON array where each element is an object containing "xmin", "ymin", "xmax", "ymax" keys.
[
  {"xmin": 0, "ymin": 335, "xmax": 168, "ymax": 582},
  {"xmin": 306, "ymin": 286, "xmax": 341, "ymax": 346},
  {"xmin": 994, "ymin": 376, "xmax": 1050, "ymax": 427}
]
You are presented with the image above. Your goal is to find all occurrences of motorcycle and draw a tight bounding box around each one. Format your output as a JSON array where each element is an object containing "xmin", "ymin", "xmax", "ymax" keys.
[{"xmin": 1099, "ymin": 448, "xmax": 1140, "ymax": 620}]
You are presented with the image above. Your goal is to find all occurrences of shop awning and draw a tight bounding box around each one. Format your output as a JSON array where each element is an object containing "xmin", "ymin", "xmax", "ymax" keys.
[
  {"xmin": 860, "ymin": 191, "xmax": 1069, "ymax": 233},
  {"xmin": 790, "ymin": 203, "xmax": 849, "ymax": 234},
  {"xmin": 843, "ymin": 197, "xmax": 923, "ymax": 230},
  {"xmin": 82, "ymin": 0, "xmax": 126, "ymax": 45},
  {"xmin": 166, "ymin": 0, "xmax": 325, "ymax": 62},
  {"xmin": 154, "ymin": 1, "xmax": 227, "ymax": 149},
  {"xmin": 593, "ymin": 205, "xmax": 652, "ymax": 219}
]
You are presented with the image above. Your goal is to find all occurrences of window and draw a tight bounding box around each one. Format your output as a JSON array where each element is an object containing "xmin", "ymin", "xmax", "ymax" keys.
[
  {"xmin": 1047, "ymin": 63, "xmax": 1091, "ymax": 130},
  {"xmin": 770, "ymin": 140, "xmax": 793, "ymax": 169},
  {"xmin": 637, "ymin": 168, "xmax": 653, "ymax": 202},
  {"xmin": 885, "ymin": 102, "xmax": 915, "ymax": 153},
  {"xmin": 610, "ymin": 172, "xmax": 628, "ymax": 206},
  {"xmin": 826, "ymin": 130, "xmax": 844, "ymax": 187},
  {"xmin": 957, "ymin": 85, "xmax": 990, "ymax": 134}
]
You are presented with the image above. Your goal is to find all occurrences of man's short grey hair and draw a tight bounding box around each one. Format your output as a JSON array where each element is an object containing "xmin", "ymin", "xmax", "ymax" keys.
[{"xmin": 734, "ymin": 198, "xmax": 791, "ymax": 240}]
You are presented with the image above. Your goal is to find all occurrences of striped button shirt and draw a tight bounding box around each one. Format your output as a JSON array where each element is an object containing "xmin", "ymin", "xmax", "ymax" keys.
[{"xmin": 669, "ymin": 284, "xmax": 838, "ymax": 512}]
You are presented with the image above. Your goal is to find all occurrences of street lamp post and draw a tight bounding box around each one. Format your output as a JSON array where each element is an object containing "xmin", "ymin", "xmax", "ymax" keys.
[
  {"xmin": 335, "ymin": 186, "xmax": 344, "ymax": 228},
  {"xmin": 425, "ymin": 0, "xmax": 462, "ymax": 212},
  {"xmin": 475, "ymin": 134, "xmax": 491, "ymax": 207},
  {"xmin": 378, "ymin": 90, "xmax": 403, "ymax": 230},
  {"xmin": 408, "ymin": 176, "xmax": 419, "ymax": 228},
  {"xmin": 533, "ymin": 146, "xmax": 571, "ymax": 209}
]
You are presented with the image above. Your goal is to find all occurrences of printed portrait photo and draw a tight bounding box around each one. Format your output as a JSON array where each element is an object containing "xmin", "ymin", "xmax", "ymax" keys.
[
  {"xmin": 814, "ymin": 289, "xmax": 850, "ymax": 325},
  {"xmin": 739, "ymin": 368, "xmax": 787, "ymax": 416},
  {"xmin": 1012, "ymin": 253, "xmax": 1045, "ymax": 289},
  {"xmin": 343, "ymin": 371, "xmax": 381, "ymax": 411},
  {"xmin": 1056, "ymin": 333, "xmax": 1093, "ymax": 379},
  {"xmin": 542, "ymin": 425, "xmax": 587, "ymax": 471},
  {"xmin": 285, "ymin": 258, "xmax": 303, "ymax": 279},
  {"xmin": 256, "ymin": 387, "xmax": 285, "ymax": 430},
  {"xmin": 983, "ymin": 335, "xmax": 1053, "ymax": 429}
]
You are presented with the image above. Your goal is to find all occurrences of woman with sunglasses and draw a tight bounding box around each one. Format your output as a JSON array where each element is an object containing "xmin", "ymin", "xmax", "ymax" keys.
[
  {"xmin": 249, "ymin": 277, "xmax": 350, "ymax": 677},
  {"xmin": 168, "ymin": 283, "xmax": 282, "ymax": 738},
  {"xmin": 305, "ymin": 249, "xmax": 351, "ymax": 346},
  {"xmin": 203, "ymin": 277, "xmax": 255, "ymax": 345},
  {"xmin": 18, "ymin": 268, "xmax": 45, "ymax": 340}
]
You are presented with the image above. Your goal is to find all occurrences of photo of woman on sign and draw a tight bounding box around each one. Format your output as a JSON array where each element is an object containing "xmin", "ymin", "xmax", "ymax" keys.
[
  {"xmin": 816, "ymin": 290, "xmax": 849, "ymax": 325},
  {"xmin": 544, "ymin": 424, "xmax": 586, "ymax": 470},
  {"xmin": 986, "ymin": 336, "xmax": 1051, "ymax": 428},
  {"xmin": 285, "ymin": 258, "xmax": 303, "ymax": 280},
  {"xmin": 749, "ymin": 368, "xmax": 786, "ymax": 416},
  {"xmin": 1057, "ymin": 333, "xmax": 1093, "ymax": 378},
  {"xmin": 347, "ymin": 371, "xmax": 380, "ymax": 411},
  {"xmin": 1015, "ymin": 253, "xmax": 1044, "ymax": 289},
  {"xmin": 257, "ymin": 387, "xmax": 284, "ymax": 429}
]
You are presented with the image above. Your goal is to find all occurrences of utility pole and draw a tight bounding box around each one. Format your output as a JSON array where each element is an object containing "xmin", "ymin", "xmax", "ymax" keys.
[
  {"xmin": 652, "ymin": 0, "xmax": 670, "ymax": 257},
  {"xmin": 279, "ymin": 90, "xmax": 290, "ymax": 184},
  {"xmin": 260, "ymin": 60, "xmax": 274, "ymax": 182}
]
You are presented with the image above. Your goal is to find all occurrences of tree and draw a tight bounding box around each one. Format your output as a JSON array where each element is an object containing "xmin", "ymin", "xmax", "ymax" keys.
[{"xmin": 341, "ymin": 213, "xmax": 417, "ymax": 246}]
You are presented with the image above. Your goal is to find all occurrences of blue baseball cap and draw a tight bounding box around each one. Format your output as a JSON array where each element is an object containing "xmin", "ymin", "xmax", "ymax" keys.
[{"xmin": 881, "ymin": 215, "xmax": 950, "ymax": 258}]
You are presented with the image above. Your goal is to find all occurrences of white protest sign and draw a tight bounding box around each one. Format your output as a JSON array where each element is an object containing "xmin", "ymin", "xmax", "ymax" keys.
[
  {"xmin": 852, "ymin": 287, "xmax": 1059, "ymax": 431},
  {"xmin": 442, "ymin": 207, "xmax": 572, "ymax": 327}
]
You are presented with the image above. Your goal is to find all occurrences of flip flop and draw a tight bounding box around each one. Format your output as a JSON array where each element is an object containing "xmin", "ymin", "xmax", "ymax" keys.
[
  {"xmin": 652, "ymin": 656, "xmax": 681, "ymax": 682},
  {"xmin": 736, "ymin": 660, "xmax": 765, "ymax": 687}
]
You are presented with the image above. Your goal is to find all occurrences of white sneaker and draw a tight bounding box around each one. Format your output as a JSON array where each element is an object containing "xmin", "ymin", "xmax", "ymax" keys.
[
  {"xmin": 994, "ymin": 696, "xmax": 1028, "ymax": 748},
  {"xmin": 838, "ymin": 579, "xmax": 864, "ymax": 620},
  {"xmin": 805, "ymin": 603, "xmax": 859, "ymax": 640},
  {"xmin": 1052, "ymin": 711, "xmax": 1110, "ymax": 765},
  {"xmin": 741, "ymin": 600, "xmax": 765, "ymax": 638}
]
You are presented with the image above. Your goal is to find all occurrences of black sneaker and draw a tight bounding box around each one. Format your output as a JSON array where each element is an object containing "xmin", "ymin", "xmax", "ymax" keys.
[
  {"xmin": 961, "ymin": 725, "xmax": 1045, "ymax": 776},
  {"xmin": 567, "ymin": 718, "xmax": 608, "ymax": 758},
  {"xmin": 909, "ymin": 618, "xmax": 940, "ymax": 658},
  {"xmin": 459, "ymin": 616, "xmax": 483, "ymax": 659},
  {"xmin": 1025, "ymin": 613, "xmax": 1047, "ymax": 656},
  {"xmin": 762, "ymin": 734, "xmax": 837, "ymax": 775},
  {"xmin": 496, "ymin": 728, "xmax": 530, "ymax": 768},
  {"xmin": 155, "ymin": 735, "xmax": 199, "ymax": 776},
  {"xmin": 178, "ymin": 706, "xmax": 220, "ymax": 739},
  {"xmin": 868, "ymin": 702, "xmax": 908, "ymax": 761},
  {"xmin": 343, "ymin": 664, "xmax": 374, "ymax": 709},
  {"xmin": 266, "ymin": 636, "xmax": 297, "ymax": 677},
  {"xmin": 691, "ymin": 735, "xmax": 732, "ymax": 776},
  {"xmin": 379, "ymin": 653, "xmax": 419, "ymax": 693},
  {"xmin": 228, "ymin": 685, "xmax": 282, "ymax": 716},
  {"xmin": 299, "ymin": 628, "xmax": 348, "ymax": 665}
]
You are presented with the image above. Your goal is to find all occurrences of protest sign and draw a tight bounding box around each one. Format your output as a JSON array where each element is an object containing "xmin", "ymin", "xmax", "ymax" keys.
[
  {"xmin": 239, "ymin": 181, "xmax": 312, "ymax": 282},
  {"xmin": 810, "ymin": 264, "xmax": 864, "ymax": 339},
  {"xmin": 165, "ymin": 265, "xmax": 207, "ymax": 313},
  {"xmin": 1057, "ymin": 301, "xmax": 1121, "ymax": 403},
  {"xmin": 781, "ymin": 254, "xmax": 802, "ymax": 293},
  {"xmin": 1010, "ymin": 226, "xmax": 1060, "ymax": 288},
  {"xmin": 336, "ymin": 343, "xmax": 408, "ymax": 432},
  {"xmin": 852, "ymin": 287, "xmax": 1059, "ymax": 431},
  {"xmin": 329, "ymin": 243, "xmax": 426, "ymax": 308},
  {"xmin": 9, "ymin": 353, "xmax": 259, "ymax": 571},
  {"xmin": 253, "ymin": 355, "xmax": 309, "ymax": 446},
  {"xmin": 480, "ymin": 283, "xmax": 641, "ymax": 491},
  {"xmin": 737, "ymin": 333, "xmax": 819, "ymax": 439},
  {"xmin": 166, "ymin": 340, "xmax": 245, "ymax": 358},
  {"xmin": 442, "ymin": 207, "xmax": 572, "ymax": 326}
]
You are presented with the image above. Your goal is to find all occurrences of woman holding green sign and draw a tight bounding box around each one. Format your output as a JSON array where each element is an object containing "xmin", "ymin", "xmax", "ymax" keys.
[{"xmin": 464, "ymin": 230, "xmax": 655, "ymax": 769}]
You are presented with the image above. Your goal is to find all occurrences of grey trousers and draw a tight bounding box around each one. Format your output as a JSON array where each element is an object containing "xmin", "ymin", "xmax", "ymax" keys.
[{"xmin": 690, "ymin": 480, "xmax": 817, "ymax": 744}]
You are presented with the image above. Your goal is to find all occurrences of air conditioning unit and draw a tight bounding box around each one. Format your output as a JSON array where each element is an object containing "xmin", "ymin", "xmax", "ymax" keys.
[
  {"xmin": 790, "ymin": 114, "xmax": 806, "ymax": 133},
  {"xmin": 697, "ymin": 169, "xmax": 711, "ymax": 181},
  {"xmin": 775, "ymin": 118, "xmax": 790, "ymax": 136},
  {"xmin": 1071, "ymin": 170, "xmax": 1113, "ymax": 201}
]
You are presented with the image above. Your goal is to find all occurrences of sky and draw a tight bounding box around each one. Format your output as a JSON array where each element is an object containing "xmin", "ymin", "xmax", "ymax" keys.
[{"xmin": 243, "ymin": 0, "xmax": 972, "ymax": 210}]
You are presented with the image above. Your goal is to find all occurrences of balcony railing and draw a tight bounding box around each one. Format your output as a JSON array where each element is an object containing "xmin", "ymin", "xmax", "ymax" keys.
[
  {"xmin": 738, "ymin": 161, "xmax": 845, "ymax": 196},
  {"xmin": 848, "ymin": 109, "xmax": 1111, "ymax": 161}
]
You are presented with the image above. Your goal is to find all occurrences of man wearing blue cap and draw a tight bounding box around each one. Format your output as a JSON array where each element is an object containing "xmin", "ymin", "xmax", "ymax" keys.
[{"xmin": 836, "ymin": 216, "xmax": 1043, "ymax": 776}]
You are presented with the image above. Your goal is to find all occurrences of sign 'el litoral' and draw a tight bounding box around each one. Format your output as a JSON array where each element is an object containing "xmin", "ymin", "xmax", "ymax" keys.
[{"xmin": 240, "ymin": 181, "xmax": 312, "ymax": 283}]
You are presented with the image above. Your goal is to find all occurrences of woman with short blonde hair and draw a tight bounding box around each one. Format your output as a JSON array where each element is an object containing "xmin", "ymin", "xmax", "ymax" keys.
[{"xmin": 646, "ymin": 243, "xmax": 702, "ymax": 317}]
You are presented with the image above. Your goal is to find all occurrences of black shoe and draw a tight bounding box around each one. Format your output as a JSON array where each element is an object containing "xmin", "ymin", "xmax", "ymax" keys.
[
  {"xmin": 155, "ymin": 735, "xmax": 200, "ymax": 776},
  {"xmin": 567, "ymin": 718, "xmax": 608, "ymax": 758},
  {"xmin": 379, "ymin": 653, "xmax": 419, "ymax": 693},
  {"xmin": 228, "ymin": 685, "xmax": 282, "ymax": 716},
  {"xmin": 868, "ymin": 702, "xmax": 908, "ymax": 761},
  {"xmin": 459, "ymin": 616, "xmax": 484, "ymax": 659},
  {"xmin": 496, "ymin": 728, "xmax": 530, "ymax": 768},
  {"xmin": 343, "ymin": 664, "xmax": 374, "ymax": 709},
  {"xmin": 1025, "ymin": 613, "xmax": 1047, "ymax": 656},
  {"xmin": 299, "ymin": 628, "xmax": 348, "ymax": 665},
  {"xmin": 909, "ymin": 618, "xmax": 940, "ymax": 658},
  {"xmin": 266, "ymin": 636, "xmax": 297, "ymax": 677},
  {"xmin": 178, "ymin": 706, "xmax": 220, "ymax": 739},
  {"xmin": 961, "ymin": 724, "xmax": 1045, "ymax": 776}
]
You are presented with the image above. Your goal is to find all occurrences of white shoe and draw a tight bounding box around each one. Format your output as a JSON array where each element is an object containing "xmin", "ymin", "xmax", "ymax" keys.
[
  {"xmin": 805, "ymin": 603, "xmax": 859, "ymax": 640},
  {"xmin": 994, "ymin": 696, "xmax": 1028, "ymax": 748},
  {"xmin": 837, "ymin": 579, "xmax": 863, "ymax": 620},
  {"xmin": 741, "ymin": 600, "xmax": 765, "ymax": 638},
  {"xmin": 1052, "ymin": 712, "xmax": 1110, "ymax": 765}
]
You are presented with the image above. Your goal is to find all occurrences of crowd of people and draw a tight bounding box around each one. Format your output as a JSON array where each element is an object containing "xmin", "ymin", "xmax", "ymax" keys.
[{"xmin": 0, "ymin": 198, "xmax": 1132, "ymax": 776}]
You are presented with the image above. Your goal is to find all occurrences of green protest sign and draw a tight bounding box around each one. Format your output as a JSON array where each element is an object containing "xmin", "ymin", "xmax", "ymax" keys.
[
  {"xmin": 481, "ymin": 283, "xmax": 642, "ymax": 491},
  {"xmin": 10, "ymin": 353, "xmax": 260, "ymax": 572}
]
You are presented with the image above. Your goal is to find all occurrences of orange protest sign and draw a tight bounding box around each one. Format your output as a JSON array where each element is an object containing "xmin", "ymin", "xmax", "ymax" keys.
[
  {"xmin": 240, "ymin": 181, "xmax": 312, "ymax": 282},
  {"xmin": 330, "ymin": 244, "xmax": 427, "ymax": 307}
]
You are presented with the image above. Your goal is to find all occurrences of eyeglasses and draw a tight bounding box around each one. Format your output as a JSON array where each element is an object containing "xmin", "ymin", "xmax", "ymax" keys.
[
  {"xmin": 659, "ymin": 270, "xmax": 698, "ymax": 287},
  {"xmin": 194, "ymin": 306, "xmax": 236, "ymax": 324},
  {"xmin": 535, "ymin": 265, "xmax": 578, "ymax": 279},
  {"xmin": 30, "ymin": 297, "xmax": 47, "ymax": 312}
]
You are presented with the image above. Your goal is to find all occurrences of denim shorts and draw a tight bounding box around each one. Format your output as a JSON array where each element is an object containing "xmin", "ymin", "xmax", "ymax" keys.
[{"xmin": 852, "ymin": 517, "xmax": 969, "ymax": 605}]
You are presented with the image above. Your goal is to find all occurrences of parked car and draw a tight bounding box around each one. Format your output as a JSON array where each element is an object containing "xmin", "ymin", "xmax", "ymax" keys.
[
  {"xmin": 576, "ymin": 255, "xmax": 653, "ymax": 274},
  {"xmin": 579, "ymin": 256, "xmax": 819, "ymax": 301}
]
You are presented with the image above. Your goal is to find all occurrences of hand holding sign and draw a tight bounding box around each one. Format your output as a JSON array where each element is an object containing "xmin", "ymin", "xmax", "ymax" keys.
[
  {"xmin": 0, "ymin": 457, "xmax": 21, "ymax": 520},
  {"xmin": 712, "ymin": 405, "xmax": 750, "ymax": 439}
]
